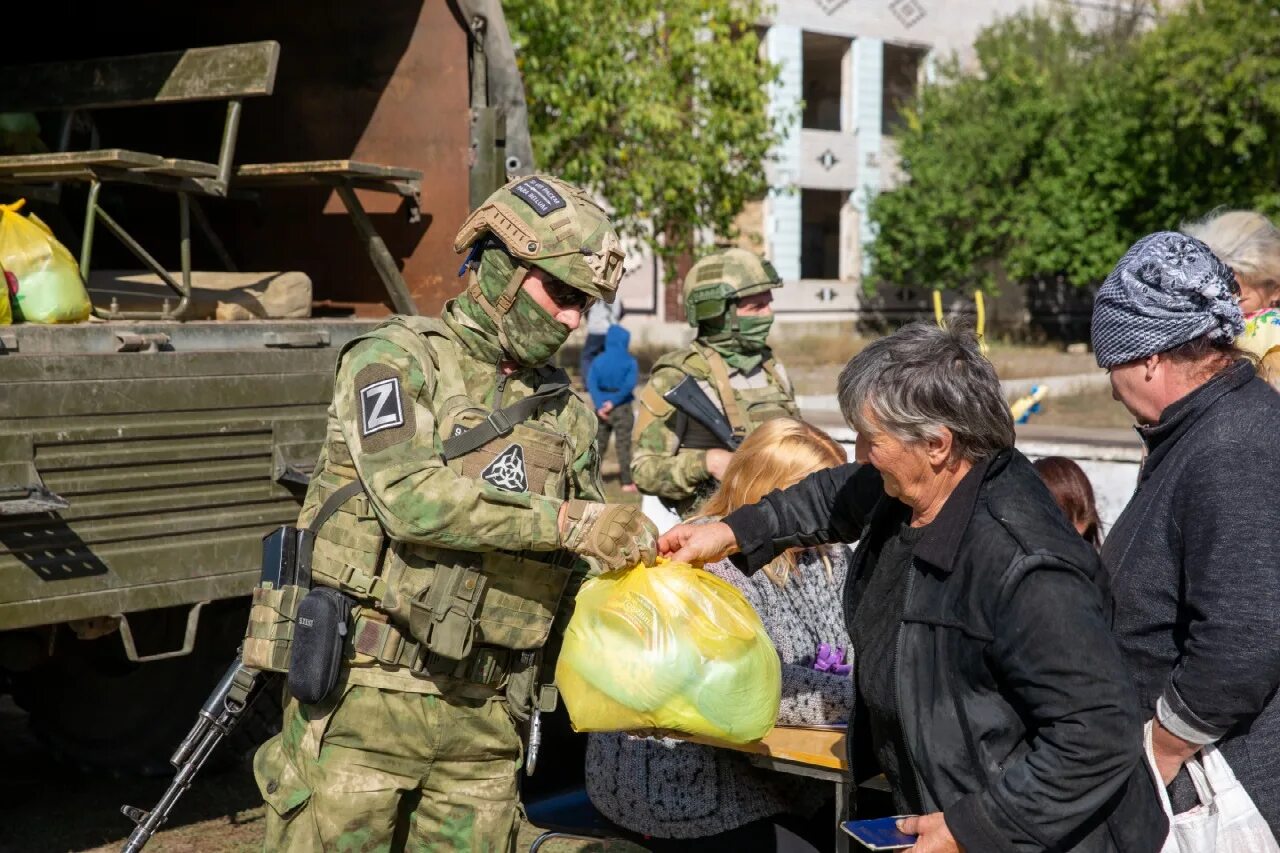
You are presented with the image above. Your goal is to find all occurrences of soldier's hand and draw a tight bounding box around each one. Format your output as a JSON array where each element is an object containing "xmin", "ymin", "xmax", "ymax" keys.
[
  {"xmin": 659, "ymin": 521, "xmax": 738, "ymax": 565},
  {"xmin": 559, "ymin": 500, "xmax": 658, "ymax": 570}
]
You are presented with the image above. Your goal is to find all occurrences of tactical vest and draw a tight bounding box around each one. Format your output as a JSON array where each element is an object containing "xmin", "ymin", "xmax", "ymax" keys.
[
  {"xmin": 676, "ymin": 343, "xmax": 799, "ymax": 450},
  {"xmin": 297, "ymin": 315, "xmax": 580, "ymax": 692}
]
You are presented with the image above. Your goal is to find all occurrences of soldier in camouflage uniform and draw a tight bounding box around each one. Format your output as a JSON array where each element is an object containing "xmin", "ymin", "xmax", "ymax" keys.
[
  {"xmin": 631, "ymin": 248, "xmax": 800, "ymax": 517},
  {"xmin": 253, "ymin": 175, "xmax": 658, "ymax": 851}
]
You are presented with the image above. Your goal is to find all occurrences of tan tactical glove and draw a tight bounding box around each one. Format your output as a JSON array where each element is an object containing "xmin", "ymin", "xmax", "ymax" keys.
[{"xmin": 559, "ymin": 500, "xmax": 659, "ymax": 571}]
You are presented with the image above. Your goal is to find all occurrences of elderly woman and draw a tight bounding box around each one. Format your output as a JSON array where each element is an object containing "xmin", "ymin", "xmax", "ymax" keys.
[
  {"xmin": 663, "ymin": 323, "xmax": 1165, "ymax": 853},
  {"xmin": 1092, "ymin": 231, "xmax": 1280, "ymax": 834},
  {"xmin": 1182, "ymin": 209, "xmax": 1280, "ymax": 386}
]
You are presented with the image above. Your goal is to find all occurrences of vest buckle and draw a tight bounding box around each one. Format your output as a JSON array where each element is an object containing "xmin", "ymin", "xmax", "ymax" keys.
[{"xmin": 486, "ymin": 409, "xmax": 514, "ymax": 437}]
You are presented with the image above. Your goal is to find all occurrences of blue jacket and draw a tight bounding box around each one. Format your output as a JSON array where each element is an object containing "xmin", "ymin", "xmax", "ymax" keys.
[{"xmin": 587, "ymin": 324, "xmax": 636, "ymax": 409}]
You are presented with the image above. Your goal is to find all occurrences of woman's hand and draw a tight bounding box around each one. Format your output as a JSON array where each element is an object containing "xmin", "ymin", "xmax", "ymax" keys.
[
  {"xmin": 899, "ymin": 813, "xmax": 962, "ymax": 853},
  {"xmin": 658, "ymin": 520, "xmax": 738, "ymax": 565},
  {"xmin": 1150, "ymin": 718, "xmax": 1199, "ymax": 785}
]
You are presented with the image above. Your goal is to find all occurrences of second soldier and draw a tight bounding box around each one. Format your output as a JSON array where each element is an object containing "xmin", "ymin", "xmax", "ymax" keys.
[{"xmin": 631, "ymin": 248, "xmax": 800, "ymax": 517}]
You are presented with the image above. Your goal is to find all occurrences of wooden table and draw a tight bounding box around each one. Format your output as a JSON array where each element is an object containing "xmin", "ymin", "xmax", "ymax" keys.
[{"xmin": 683, "ymin": 725, "xmax": 854, "ymax": 852}]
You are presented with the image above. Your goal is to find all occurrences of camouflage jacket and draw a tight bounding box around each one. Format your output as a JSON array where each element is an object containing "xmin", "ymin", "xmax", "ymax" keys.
[
  {"xmin": 297, "ymin": 303, "xmax": 603, "ymax": 692},
  {"xmin": 630, "ymin": 342, "xmax": 798, "ymax": 517}
]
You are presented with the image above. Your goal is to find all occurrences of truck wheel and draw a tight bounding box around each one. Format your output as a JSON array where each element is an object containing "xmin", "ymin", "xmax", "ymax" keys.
[{"xmin": 14, "ymin": 600, "xmax": 281, "ymax": 776}]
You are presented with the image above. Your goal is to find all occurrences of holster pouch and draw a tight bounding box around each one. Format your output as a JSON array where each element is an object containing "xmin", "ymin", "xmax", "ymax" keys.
[
  {"xmin": 288, "ymin": 587, "xmax": 354, "ymax": 704},
  {"xmin": 408, "ymin": 564, "xmax": 487, "ymax": 661}
]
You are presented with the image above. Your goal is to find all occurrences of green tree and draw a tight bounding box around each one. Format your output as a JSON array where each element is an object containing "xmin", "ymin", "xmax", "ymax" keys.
[
  {"xmin": 868, "ymin": 0, "xmax": 1280, "ymax": 292},
  {"xmin": 506, "ymin": 0, "xmax": 788, "ymax": 286}
]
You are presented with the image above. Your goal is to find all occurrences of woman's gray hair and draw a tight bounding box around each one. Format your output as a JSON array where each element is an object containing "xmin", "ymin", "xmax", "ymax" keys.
[
  {"xmin": 1181, "ymin": 208, "xmax": 1280, "ymax": 296},
  {"xmin": 838, "ymin": 322, "xmax": 1015, "ymax": 462}
]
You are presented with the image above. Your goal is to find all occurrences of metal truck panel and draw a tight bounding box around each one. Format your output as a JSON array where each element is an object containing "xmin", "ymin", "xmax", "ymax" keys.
[{"xmin": 0, "ymin": 320, "xmax": 376, "ymax": 631}]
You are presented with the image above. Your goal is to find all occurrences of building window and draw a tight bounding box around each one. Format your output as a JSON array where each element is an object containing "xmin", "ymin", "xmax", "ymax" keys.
[
  {"xmin": 801, "ymin": 189, "xmax": 844, "ymax": 280},
  {"xmin": 882, "ymin": 42, "xmax": 927, "ymax": 135},
  {"xmin": 802, "ymin": 32, "xmax": 850, "ymax": 132}
]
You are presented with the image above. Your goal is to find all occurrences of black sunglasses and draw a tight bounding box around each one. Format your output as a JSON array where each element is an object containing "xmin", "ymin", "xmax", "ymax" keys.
[{"xmin": 544, "ymin": 277, "xmax": 595, "ymax": 312}]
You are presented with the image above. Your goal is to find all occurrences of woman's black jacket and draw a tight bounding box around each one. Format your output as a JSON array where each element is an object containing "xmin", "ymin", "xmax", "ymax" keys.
[{"xmin": 723, "ymin": 449, "xmax": 1166, "ymax": 853}]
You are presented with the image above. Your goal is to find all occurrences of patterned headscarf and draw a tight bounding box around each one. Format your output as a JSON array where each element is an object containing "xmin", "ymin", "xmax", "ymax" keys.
[{"xmin": 1092, "ymin": 231, "xmax": 1244, "ymax": 368}]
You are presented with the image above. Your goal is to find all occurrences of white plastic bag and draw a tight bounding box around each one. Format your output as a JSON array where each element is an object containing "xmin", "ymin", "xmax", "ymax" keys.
[{"xmin": 1145, "ymin": 721, "xmax": 1280, "ymax": 853}]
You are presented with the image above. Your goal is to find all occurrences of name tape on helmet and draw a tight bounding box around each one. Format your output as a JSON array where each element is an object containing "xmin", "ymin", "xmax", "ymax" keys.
[{"xmin": 510, "ymin": 178, "xmax": 567, "ymax": 218}]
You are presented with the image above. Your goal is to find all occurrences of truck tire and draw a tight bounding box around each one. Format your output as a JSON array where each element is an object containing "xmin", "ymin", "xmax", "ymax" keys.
[{"xmin": 13, "ymin": 600, "xmax": 281, "ymax": 776}]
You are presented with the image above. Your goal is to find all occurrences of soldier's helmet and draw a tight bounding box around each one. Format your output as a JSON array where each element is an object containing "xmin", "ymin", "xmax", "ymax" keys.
[
  {"xmin": 454, "ymin": 175, "xmax": 626, "ymax": 303},
  {"xmin": 683, "ymin": 248, "xmax": 782, "ymax": 327}
]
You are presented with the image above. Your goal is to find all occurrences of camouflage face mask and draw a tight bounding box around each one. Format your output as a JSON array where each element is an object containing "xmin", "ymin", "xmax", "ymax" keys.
[
  {"xmin": 735, "ymin": 314, "xmax": 774, "ymax": 353},
  {"xmin": 503, "ymin": 284, "xmax": 572, "ymax": 367}
]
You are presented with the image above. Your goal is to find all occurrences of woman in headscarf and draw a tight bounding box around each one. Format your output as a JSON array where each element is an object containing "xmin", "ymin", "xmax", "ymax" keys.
[{"xmin": 1092, "ymin": 231, "xmax": 1280, "ymax": 837}]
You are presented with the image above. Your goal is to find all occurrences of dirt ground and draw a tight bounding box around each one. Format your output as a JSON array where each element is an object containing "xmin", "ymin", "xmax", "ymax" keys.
[{"xmin": 0, "ymin": 696, "xmax": 643, "ymax": 853}]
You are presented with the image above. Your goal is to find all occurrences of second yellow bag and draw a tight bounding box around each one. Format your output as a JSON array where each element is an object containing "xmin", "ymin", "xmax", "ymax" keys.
[
  {"xmin": 556, "ymin": 560, "xmax": 781, "ymax": 744},
  {"xmin": 0, "ymin": 199, "xmax": 91, "ymax": 323}
]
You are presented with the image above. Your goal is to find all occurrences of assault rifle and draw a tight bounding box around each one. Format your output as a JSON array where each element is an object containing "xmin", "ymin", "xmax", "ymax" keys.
[
  {"xmin": 120, "ymin": 658, "xmax": 269, "ymax": 852},
  {"xmin": 662, "ymin": 376, "xmax": 742, "ymax": 452}
]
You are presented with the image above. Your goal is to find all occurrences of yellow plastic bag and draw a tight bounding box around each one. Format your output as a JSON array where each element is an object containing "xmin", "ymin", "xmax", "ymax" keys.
[
  {"xmin": 0, "ymin": 199, "xmax": 91, "ymax": 323},
  {"xmin": 557, "ymin": 560, "xmax": 782, "ymax": 744}
]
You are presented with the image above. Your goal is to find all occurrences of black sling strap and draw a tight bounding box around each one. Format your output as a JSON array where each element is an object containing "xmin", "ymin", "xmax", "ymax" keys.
[
  {"xmin": 440, "ymin": 373, "xmax": 572, "ymax": 461},
  {"xmin": 295, "ymin": 479, "xmax": 367, "ymax": 589}
]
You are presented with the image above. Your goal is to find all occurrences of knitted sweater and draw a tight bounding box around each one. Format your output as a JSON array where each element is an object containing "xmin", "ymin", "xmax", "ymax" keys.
[{"xmin": 585, "ymin": 547, "xmax": 855, "ymax": 838}]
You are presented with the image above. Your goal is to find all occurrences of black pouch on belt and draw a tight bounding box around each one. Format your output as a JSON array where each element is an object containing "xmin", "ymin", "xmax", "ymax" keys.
[{"xmin": 288, "ymin": 587, "xmax": 354, "ymax": 704}]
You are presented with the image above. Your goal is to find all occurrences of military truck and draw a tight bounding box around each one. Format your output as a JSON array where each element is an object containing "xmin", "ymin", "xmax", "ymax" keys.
[{"xmin": 0, "ymin": 0, "xmax": 533, "ymax": 773}]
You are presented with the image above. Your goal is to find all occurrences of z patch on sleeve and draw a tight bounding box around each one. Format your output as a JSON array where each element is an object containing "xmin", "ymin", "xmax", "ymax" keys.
[
  {"xmin": 354, "ymin": 362, "xmax": 416, "ymax": 453},
  {"xmin": 509, "ymin": 177, "xmax": 567, "ymax": 217}
]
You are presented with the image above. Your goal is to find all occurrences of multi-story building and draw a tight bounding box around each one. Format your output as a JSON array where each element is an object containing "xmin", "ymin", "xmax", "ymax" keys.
[
  {"xmin": 619, "ymin": 0, "xmax": 1119, "ymax": 340},
  {"xmin": 754, "ymin": 0, "xmax": 1030, "ymax": 321}
]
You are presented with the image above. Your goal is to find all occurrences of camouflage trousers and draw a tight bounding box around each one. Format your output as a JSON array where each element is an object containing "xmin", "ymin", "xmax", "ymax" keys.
[{"xmin": 254, "ymin": 680, "xmax": 524, "ymax": 852}]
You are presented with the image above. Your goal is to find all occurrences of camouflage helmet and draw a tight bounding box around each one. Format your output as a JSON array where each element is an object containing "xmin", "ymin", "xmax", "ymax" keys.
[
  {"xmin": 454, "ymin": 175, "xmax": 625, "ymax": 303},
  {"xmin": 683, "ymin": 248, "xmax": 782, "ymax": 327}
]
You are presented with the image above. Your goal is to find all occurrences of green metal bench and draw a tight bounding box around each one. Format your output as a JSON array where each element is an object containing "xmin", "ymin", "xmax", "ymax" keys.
[{"xmin": 0, "ymin": 42, "xmax": 421, "ymax": 319}]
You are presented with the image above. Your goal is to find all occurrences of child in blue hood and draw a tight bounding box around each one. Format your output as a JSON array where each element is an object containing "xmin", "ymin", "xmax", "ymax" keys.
[{"xmin": 587, "ymin": 323, "xmax": 638, "ymax": 492}]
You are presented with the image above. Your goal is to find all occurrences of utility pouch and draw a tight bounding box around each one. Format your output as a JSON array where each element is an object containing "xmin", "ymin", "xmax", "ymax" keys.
[
  {"xmin": 242, "ymin": 525, "xmax": 307, "ymax": 672},
  {"xmin": 243, "ymin": 583, "xmax": 307, "ymax": 672},
  {"xmin": 288, "ymin": 587, "xmax": 354, "ymax": 704},
  {"xmin": 408, "ymin": 565, "xmax": 487, "ymax": 661},
  {"xmin": 505, "ymin": 650, "xmax": 540, "ymax": 722},
  {"xmin": 505, "ymin": 650, "xmax": 561, "ymax": 723},
  {"xmin": 242, "ymin": 480, "xmax": 367, "ymax": 674}
]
